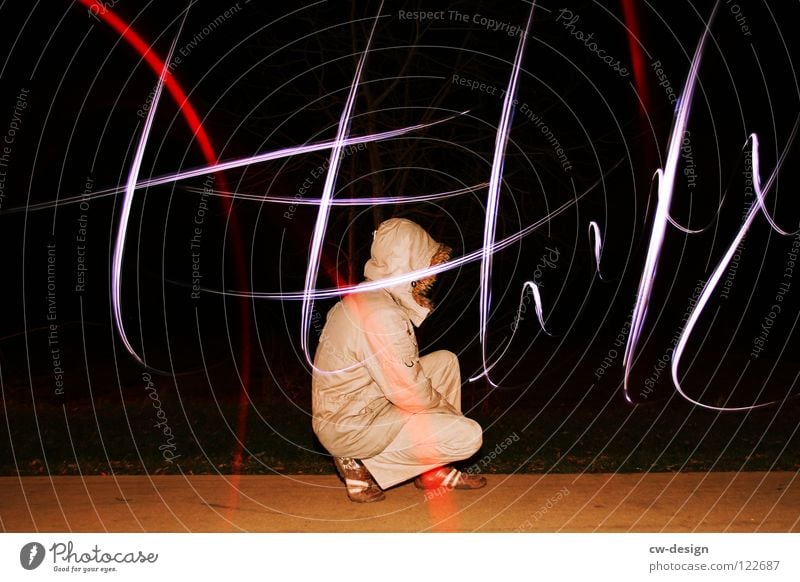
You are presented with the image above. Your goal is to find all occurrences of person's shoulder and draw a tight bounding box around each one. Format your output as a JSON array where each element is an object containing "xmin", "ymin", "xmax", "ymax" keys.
[{"xmin": 342, "ymin": 288, "xmax": 406, "ymax": 324}]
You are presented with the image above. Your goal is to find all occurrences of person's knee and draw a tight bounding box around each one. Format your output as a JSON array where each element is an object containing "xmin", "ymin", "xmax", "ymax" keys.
[
  {"xmin": 464, "ymin": 418, "xmax": 483, "ymax": 456},
  {"xmin": 435, "ymin": 350, "xmax": 461, "ymax": 386},
  {"xmin": 441, "ymin": 349, "xmax": 457, "ymax": 361},
  {"xmin": 441, "ymin": 350, "xmax": 460, "ymax": 373},
  {"xmin": 444, "ymin": 417, "xmax": 482, "ymax": 460},
  {"xmin": 425, "ymin": 349, "xmax": 459, "ymax": 370}
]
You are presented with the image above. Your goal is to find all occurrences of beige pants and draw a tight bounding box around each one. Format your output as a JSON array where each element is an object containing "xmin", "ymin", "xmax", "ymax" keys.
[{"xmin": 362, "ymin": 350, "xmax": 483, "ymax": 489}]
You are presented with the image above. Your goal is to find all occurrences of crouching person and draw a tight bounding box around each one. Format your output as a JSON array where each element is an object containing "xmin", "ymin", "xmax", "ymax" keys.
[{"xmin": 312, "ymin": 218, "xmax": 485, "ymax": 502}]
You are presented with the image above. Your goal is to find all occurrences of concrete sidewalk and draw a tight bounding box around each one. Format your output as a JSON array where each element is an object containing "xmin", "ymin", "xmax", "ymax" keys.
[{"xmin": 1, "ymin": 472, "xmax": 797, "ymax": 533}]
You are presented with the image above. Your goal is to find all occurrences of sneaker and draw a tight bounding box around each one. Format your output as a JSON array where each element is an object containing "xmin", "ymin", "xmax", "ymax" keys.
[
  {"xmin": 414, "ymin": 466, "xmax": 487, "ymax": 490},
  {"xmin": 333, "ymin": 457, "xmax": 385, "ymax": 503}
]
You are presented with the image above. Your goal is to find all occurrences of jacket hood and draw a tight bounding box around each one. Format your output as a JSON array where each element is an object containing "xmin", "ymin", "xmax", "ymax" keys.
[{"xmin": 363, "ymin": 218, "xmax": 441, "ymax": 326}]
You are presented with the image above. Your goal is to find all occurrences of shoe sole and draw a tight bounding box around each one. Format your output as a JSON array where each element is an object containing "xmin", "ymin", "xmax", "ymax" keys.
[
  {"xmin": 414, "ymin": 480, "xmax": 487, "ymax": 490},
  {"xmin": 348, "ymin": 492, "xmax": 386, "ymax": 503}
]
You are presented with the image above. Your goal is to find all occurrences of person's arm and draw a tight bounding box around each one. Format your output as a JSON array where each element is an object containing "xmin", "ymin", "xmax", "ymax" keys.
[{"xmin": 361, "ymin": 306, "xmax": 456, "ymax": 414}]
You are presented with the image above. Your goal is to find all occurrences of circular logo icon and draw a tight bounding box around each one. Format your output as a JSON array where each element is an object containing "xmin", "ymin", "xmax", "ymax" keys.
[{"xmin": 20, "ymin": 542, "xmax": 46, "ymax": 570}]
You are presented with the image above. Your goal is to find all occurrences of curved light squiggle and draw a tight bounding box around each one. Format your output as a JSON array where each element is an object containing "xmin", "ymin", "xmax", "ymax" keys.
[
  {"xmin": 467, "ymin": 279, "xmax": 550, "ymax": 383},
  {"xmin": 1, "ymin": 120, "xmax": 457, "ymax": 215},
  {"xmin": 181, "ymin": 182, "xmax": 489, "ymax": 206},
  {"xmin": 622, "ymin": 1, "xmax": 720, "ymax": 400},
  {"xmin": 588, "ymin": 220, "xmax": 603, "ymax": 278},
  {"xmin": 204, "ymin": 164, "xmax": 616, "ymax": 301},
  {"xmin": 476, "ymin": 1, "xmax": 537, "ymax": 385},
  {"xmin": 111, "ymin": 14, "xmax": 188, "ymax": 366},
  {"xmin": 299, "ymin": 1, "xmax": 384, "ymax": 358},
  {"xmin": 671, "ymin": 128, "xmax": 799, "ymax": 411}
]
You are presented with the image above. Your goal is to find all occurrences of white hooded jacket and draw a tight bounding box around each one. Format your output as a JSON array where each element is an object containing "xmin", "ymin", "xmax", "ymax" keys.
[{"xmin": 311, "ymin": 218, "xmax": 456, "ymax": 458}]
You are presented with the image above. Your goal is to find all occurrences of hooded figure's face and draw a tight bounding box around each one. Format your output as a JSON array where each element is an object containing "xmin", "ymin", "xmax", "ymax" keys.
[
  {"xmin": 410, "ymin": 243, "xmax": 452, "ymax": 310},
  {"xmin": 363, "ymin": 218, "xmax": 451, "ymax": 327}
]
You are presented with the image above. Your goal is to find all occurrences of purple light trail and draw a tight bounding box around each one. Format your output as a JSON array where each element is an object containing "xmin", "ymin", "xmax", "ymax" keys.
[
  {"xmin": 475, "ymin": 1, "xmax": 537, "ymax": 385},
  {"xmin": 622, "ymin": 1, "xmax": 720, "ymax": 400},
  {"xmin": 111, "ymin": 13, "xmax": 188, "ymax": 366},
  {"xmin": 299, "ymin": 1, "xmax": 384, "ymax": 358}
]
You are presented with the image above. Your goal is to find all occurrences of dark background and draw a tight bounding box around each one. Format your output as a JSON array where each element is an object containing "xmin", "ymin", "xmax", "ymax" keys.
[{"xmin": 0, "ymin": 0, "xmax": 798, "ymax": 475}]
